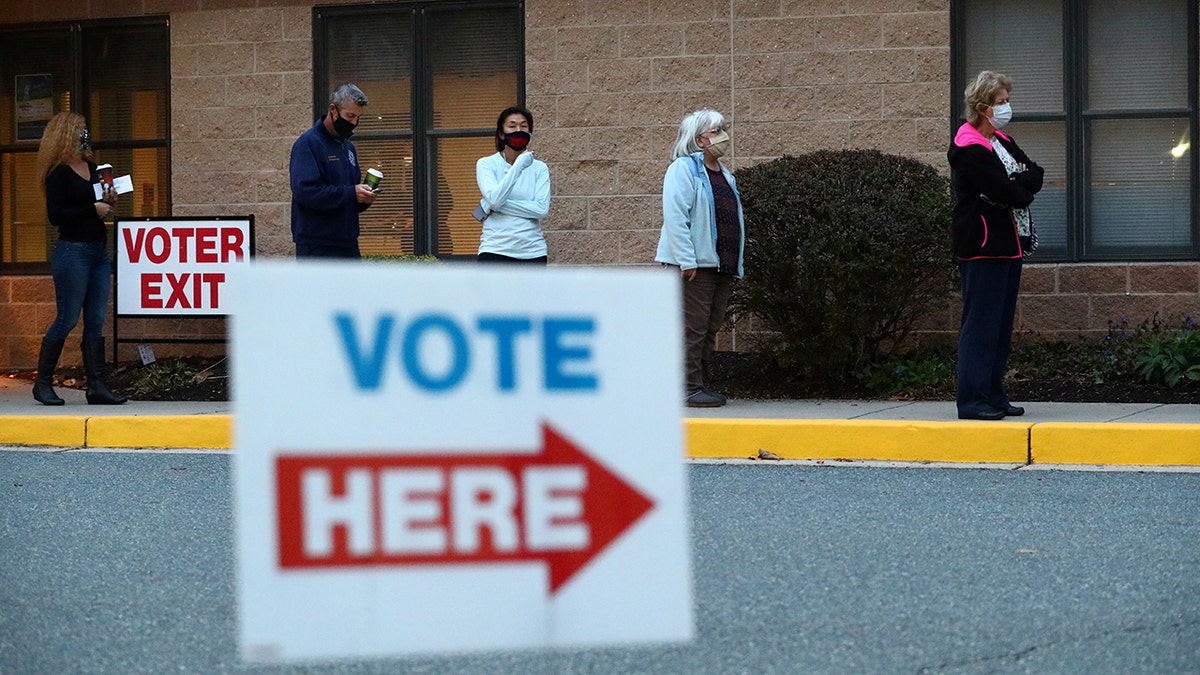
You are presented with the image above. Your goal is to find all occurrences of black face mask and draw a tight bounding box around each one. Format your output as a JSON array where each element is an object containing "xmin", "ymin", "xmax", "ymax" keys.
[
  {"xmin": 79, "ymin": 129, "xmax": 91, "ymax": 153},
  {"xmin": 502, "ymin": 130, "xmax": 530, "ymax": 151},
  {"xmin": 331, "ymin": 109, "xmax": 357, "ymax": 139}
]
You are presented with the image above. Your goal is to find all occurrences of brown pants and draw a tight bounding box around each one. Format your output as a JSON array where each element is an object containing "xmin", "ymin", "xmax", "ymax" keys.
[{"xmin": 680, "ymin": 267, "xmax": 733, "ymax": 394}]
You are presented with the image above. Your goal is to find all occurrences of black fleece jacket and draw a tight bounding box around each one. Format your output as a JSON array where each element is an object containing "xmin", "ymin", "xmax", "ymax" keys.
[{"xmin": 947, "ymin": 123, "xmax": 1043, "ymax": 260}]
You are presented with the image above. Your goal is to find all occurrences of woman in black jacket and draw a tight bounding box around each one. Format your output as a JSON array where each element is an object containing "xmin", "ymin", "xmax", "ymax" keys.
[
  {"xmin": 32, "ymin": 112, "xmax": 125, "ymax": 405},
  {"xmin": 947, "ymin": 71, "xmax": 1043, "ymax": 420}
]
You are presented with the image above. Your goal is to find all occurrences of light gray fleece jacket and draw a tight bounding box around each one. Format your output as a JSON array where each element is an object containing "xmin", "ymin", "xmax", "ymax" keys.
[{"xmin": 655, "ymin": 152, "xmax": 745, "ymax": 277}]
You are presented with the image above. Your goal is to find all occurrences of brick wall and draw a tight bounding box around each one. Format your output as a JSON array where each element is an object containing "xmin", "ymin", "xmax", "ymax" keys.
[{"xmin": 1, "ymin": 0, "xmax": 1197, "ymax": 368}]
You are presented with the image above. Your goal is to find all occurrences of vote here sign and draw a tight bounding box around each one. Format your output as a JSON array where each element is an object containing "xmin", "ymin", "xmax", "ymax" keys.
[
  {"xmin": 115, "ymin": 217, "xmax": 253, "ymax": 315},
  {"xmin": 229, "ymin": 262, "xmax": 692, "ymax": 663}
]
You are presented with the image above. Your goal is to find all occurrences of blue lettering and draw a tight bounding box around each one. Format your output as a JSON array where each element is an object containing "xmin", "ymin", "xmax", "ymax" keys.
[
  {"xmin": 543, "ymin": 317, "xmax": 599, "ymax": 391},
  {"xmin": 335, "ymin": 313, "xmax": 394, "ymax": 391},
  {"xmin": 477, "ymin": 316, "xmax": 533, "ymax": 392},
  {"xmin": 402, "ymin": 314, "xmax": 470, "ymax": 392}
]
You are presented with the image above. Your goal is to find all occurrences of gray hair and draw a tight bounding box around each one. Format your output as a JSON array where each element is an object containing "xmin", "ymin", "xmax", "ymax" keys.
[
  {"xmin": 671, "ymin": 109, "xmax": 727, "ymax": 160},
  {"xmin": 963, "ymin": 71, "xmax": 1012, "ymax": 125},
  {"xmin": 329, "ymin": 83, "xmax": 368, "ymax": 109}
]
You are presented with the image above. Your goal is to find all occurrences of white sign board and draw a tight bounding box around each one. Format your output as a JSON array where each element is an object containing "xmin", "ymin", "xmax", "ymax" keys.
[
  {"xmin": 115, "ymin": 217, "xmax": 252, "ymax": 315},
  {"xmin": 231, "ymin": 262, "xmax": 693, "ymax": 663}
]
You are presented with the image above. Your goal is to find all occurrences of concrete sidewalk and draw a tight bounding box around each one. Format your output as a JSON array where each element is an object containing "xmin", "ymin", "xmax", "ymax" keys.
[{"xmin": 1, "ymin": 376, "xmax": 1198, "ymax": 465}]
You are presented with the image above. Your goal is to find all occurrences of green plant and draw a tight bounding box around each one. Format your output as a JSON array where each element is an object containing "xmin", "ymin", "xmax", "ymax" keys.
[
  {"xmin": 864, "ymin": 349, "xmax": 956, "ymax": 398},
  {"xmin": 126, "ymin": 359, "xmax": 199, "ymax": 398},
  {"xmin": 731, "ymin": 150, "xmax": 956, "ymax": 390},
  {"xmin": 1134, "ymin": 329, "xmax": 1200, "ymax": 388},
  {"xmin": 363, "ymin": 254, "xmax": 440, "ymax": 263}
]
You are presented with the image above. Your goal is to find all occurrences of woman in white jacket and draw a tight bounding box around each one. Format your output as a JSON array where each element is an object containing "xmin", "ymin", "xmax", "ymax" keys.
[
  {"xmin": 656, "ymin": 109, "xmax": 745, "ymax": 408},
  {"xmin": 475, "ymin": 106, "xmax": 550, "ymax": 264}
]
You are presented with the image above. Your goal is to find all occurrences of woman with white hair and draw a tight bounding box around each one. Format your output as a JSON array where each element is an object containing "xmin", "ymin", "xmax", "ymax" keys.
[
  {"xmin": 948, "ymin": 70, "xmax": 1043, "ymax": 420},
  {"xmin": 656, "ymin": 109, "xmax": 745, "ymax": 408}
]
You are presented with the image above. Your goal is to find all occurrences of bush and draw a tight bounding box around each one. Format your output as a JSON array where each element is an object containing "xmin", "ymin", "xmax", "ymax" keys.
[
  {"xmin": 731, "ymin": 150, "xmax": 956, "ymax": 391},
  {"xmin": 1133, "ymin": 318, "xmax": 1200, "ymax": 388}
]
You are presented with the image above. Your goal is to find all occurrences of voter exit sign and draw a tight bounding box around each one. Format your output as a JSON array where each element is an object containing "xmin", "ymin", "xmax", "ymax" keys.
[{"xmin": 230, "ymin": 262, "xmax": 693, "ymax": 663}]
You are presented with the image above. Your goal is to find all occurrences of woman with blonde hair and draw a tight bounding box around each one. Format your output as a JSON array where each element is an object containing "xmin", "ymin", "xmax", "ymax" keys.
[
  {"xmin": 32, "ymin": 111, "xmax": 125, "ymax": 405},
  {"xmin": 656, "ymin": 108, "xmax": 745, "ymax": 408},
  {"xmin": 947, "ymin": 71, "xmax": 1042, "ymax": 420}
]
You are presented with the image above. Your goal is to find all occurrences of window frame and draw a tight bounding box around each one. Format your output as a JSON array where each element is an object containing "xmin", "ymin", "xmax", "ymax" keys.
[
  {"xmin": 0, "ymin": 15, "xmax": 171, "ymax": 274},
  {"xmin": 950, "ymin": 0, "xmax": 1200, "ymax": 262},
  {"xmin": 312, "ymin": 1, "xmax": 526, "ymax": 259}
]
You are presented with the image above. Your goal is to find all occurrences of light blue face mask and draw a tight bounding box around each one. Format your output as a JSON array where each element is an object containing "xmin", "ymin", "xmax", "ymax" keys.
[{"xmin": 989, "ymin": 102, "xmax": 1012, "ymax": 129}]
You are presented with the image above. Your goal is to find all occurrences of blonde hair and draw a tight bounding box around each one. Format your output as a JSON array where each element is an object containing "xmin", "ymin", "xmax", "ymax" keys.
[
  {"xmin": 36, "ymin": 112, "xmax": 91, "ymax": 192},
  {"xmin": 963, "ymin": 70, "xmax": 1013, "ymax": 125},
  {"xmin": 671, "ymin": 109, "xmax": 727, "ymax": 160}
]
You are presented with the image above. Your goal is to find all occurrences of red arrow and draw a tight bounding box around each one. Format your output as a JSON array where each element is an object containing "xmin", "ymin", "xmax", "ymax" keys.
[{"xmin": 274, "ymin": 423, "xmax": 655, "ymax": 594}]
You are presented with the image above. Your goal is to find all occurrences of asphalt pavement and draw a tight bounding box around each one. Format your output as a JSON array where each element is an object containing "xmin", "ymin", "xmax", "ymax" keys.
[{"xmin": 2, "ymin": 451, "xmax": 1197, "ymax": 673}]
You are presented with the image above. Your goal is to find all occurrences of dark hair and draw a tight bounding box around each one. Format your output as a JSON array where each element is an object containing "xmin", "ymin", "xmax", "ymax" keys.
[{"xmin": 494, "ymin": 106, "xmax": 533, "ymax": 152}]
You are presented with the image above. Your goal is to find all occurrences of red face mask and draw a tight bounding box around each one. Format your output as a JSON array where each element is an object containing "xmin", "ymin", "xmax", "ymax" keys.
[{"xmin": 503, "ymin": 131, "xmax": 530, "ymax": 151}]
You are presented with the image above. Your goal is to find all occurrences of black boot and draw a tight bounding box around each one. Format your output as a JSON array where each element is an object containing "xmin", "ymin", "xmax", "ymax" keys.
[
  {"xmin": 82, "ymin": 338, "xmax": 127, "ymax": 405},
  {"xmin": 33, "ymin": 338, "xmax": 66, "ymax": 406}
]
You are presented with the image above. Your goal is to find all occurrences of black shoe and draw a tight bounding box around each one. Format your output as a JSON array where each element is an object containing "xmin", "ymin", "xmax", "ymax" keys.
[
  {"xmin": 33, "ymin": 338, "xmax": 65, "ymax": 406},
  {"xmin": 686, "ymin": 390, "xmax": 726, "ymax": 408},
  {"xmin": 703, "ymin": 388, "xmax": 727, "ymax": 405},
  {"xmin": 81, "ymin": 338, "xmax": 127, "ymax": 405},
  {"xmin": 958, "ymin": 408, "xmax": 1006, "ymax": 421},
  {"xmin": 1004, "ymin": 406, "xmax": 1025, "ymax": 417}
]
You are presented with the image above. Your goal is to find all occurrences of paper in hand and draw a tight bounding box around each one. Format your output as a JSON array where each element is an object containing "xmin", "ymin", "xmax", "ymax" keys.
[{"xmin": 93, "ymin": 175, "xmax": 134, "ymax": 200}]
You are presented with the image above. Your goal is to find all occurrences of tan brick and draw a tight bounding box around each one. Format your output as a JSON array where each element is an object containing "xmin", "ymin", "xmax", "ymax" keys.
[
  {"xmin": 546, "ymin": 230, "xmax": 620, "ymax": 264},
  {"xmin": 882, "ymin": 12, "xmax": 948, "ymax": 49},
  {"xmin": 10, "ymin": 277, "xmax": 53, "ymax": 303},
  {"xmin": 913, "ymin": 47, "xmax": 950, "ymax": 83},
  {"xmin": 732, "ymin": 54, "xmax": 785, "ymax": 89},
  {"xmin": 255, "ymin": 171, "xmax": 291, "ymax": 205},
  {"xmin": 557, "ymin": 92, "xmax": 683, "ymax": 128},
  {"xmin": 557, "ymin": 26, "xmax": 619, "ymax": 60},
  {"xmin": 255, "ymin": 40, "xmax": 311, "ymax": 74},
  {"xmin": 173, "ymin": 76, "xmax": 228, "ymax": 110},
  {"xmin": 224, "ymin": 8, "xmax": 288, "ymax": 42},
  {"xmin": 731, "ymin": 122, "xmax": 784, "ymax": 157},
  {"xmin": 587, "ymin": 0, "xmax": 649, "ymax": 25},
  {"xmin": 813, "ymin": 15, "xmax": 882, "ymax": 50},
  {"xmin": 816, "ymin": 84, "xmax": 881, "ymax": 119},
  {"xmin": 734, "ymin": 0, "xmax": 782, "ymax": 19},
  {"xmin": 281, "ymin": 72, "xmax": 313, "ymax": 106},
  {"xmin": 543, "ymin": 196, "xmax": 589, "ymax": 231},
  {"xmin": 843, "ymin": 49, "xmax": 918, "ymax": 84},
  {"xmin": 588, "ymin": 58, "xmax": 653, "ymax": 93},
  {"xmin": 1018, "ymin": 264, "xmax": 1057, "ymax": 294},
  {"xmin": 1058, "ymin": 264, "xmax": 1127, "ymax": 294},
  {"xmin": 732, "ymin": 18, "xmax": 815, "ymax": 52},
  {"xmin": 1089, "ymin": 294, "xmax": 1164, "ymax": 330},
  {"xmin": 588, "ymin": 126, "xmax": 669, "ymax": 161},
  {"xmin": 1158, "ymin": 297, "xmax": 1200, "ymax": 326},
  {"xmin": 589, "ymin": 195, "xmax": 659, "ymax": 230},
  {"xmin": 172, "ymin": 11, "xmax": 228, "ymax": 47},
  {"xmin": 780, "ymin": 51, "xmax": 851, "ymax": 87},
  {"xmin": 618, "ymin": 160, "xmax": 668, "ymax": 194},
  {"xmin": 780, "ymin": 120, "xmax": 852, "ymax": 153},
  {"xmin": 883, "ymin": 81, "xmax": 945, "ymax": 118},
  {"xmin": 1129, "ymin": 263, "xmax": 1200, "ymax": 293},
  {"xmin": 554, "ymin": 160, "xmax": 620, "ymax": 196},
  {"xmin": 226, "ymin": 74, "xmax": 288, "ymax": 107},
  {"xmin": 527, "ymin": 28, "xmax": 558, "ymax": 63},
  {"xmin": 527, "ymin": 0, "xmax": 587, "ymax": 29},
  {"xmin": 684, "ymin": 21, "xmax": 732, "ymax": 55},
  {"xmin": 782, "ymin": 0, "xmax": 848, "ymax": 16},
  {"xmin": 743, "ymin": 87, "xmax": 818, "ymax": 123},
  {"xmin": 654, "ymin": 0, "xmax": 729, "ymax": 23},
  {"xmin": 528, "ymin": 60, "xmax": 589, "ymax": 96},
  {"xmin": 616, "ymin": 229, "xmax": 661, "ymax": 263},
  {"xmin": 532, "ymin": 128, "xmax": 592, "ymax": 164},
  {"xmin": 196, "ymin": 42, "xmax": 257, "ymax": 77},
  {"xmin": 172, "ymin": 45, "xmax": 201, "ymax": 78},
  {"xmin": 255, "ymin": 105, "xmax": 310, "ymax": 140},
  {"xmin": 1016, "ymin": 294, "xmax": 1089, "ymax": 332},
  {"xmin": 200, "ymin": 0, "xmax": 260, "ymax": 11},
  {"xmin": 0, "ymin": 303, "xmax": 39, "ymax": 337},
  {"xmin": 653, "ymin": 55, "xmax": 730, "ymax": 92},
  {"xmin": 619, "ymin": 24, "xmax": 685, "ymax": 58}
]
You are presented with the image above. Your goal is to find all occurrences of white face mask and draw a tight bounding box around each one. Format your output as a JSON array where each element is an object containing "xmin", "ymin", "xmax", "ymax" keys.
[
  {"xmin": 704, "ymin": 130, "xmax": 730, "ymax": 157},
  {"xmin": 989, "ymin": 102, "xmax": 1012, "ymax": 129}
]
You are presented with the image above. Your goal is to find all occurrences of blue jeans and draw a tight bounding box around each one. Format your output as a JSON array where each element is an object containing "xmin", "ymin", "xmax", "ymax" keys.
[{"xmin": 45, "ymin": 240, "xmax": 112, "ymax": 341}]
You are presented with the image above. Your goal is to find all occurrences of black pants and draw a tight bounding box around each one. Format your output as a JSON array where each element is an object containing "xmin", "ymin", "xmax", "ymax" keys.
[
  {"xmin": 477, "ymin": 252, "xmax": 547, "ymax": 265},
  {"xmin": 296, "ymin": 242, "xmax": 361, "ymax": 259},
  {"xmin": 957, "ymin": 258, "xmax": 1022, "ymax": 416}
]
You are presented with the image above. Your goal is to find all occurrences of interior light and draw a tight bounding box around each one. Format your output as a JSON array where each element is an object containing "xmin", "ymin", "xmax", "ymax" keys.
[{"xmin": 1170, "ymin": 142, "xmax": 1190, "ymax": 159}]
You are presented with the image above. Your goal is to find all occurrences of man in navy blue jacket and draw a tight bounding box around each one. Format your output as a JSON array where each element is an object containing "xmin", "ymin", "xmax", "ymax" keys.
[{"xmin": 290, "ymin": 83, "xmax": 376, "ymax": 258}]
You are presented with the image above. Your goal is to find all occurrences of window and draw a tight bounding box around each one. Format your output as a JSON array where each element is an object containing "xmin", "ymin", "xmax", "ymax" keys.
[
  {"xmin": 0, "ymin": 18, "xmax": 170, "ymax": 272},
  {"xmin": 314, "ymin": 2, "xmax": 523, "ymax": 258},
  {"xmin": 952, "ymin": 0, "xmax": 1197, "ymax": 261}
]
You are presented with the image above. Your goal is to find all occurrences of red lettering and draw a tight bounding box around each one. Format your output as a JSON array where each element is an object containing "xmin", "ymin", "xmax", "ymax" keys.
[
  {"xmin": 165, "ymin": 273, "xmax": 191, "ymax": 309},
  {"xmin": 221, "ymin": 227, "xmax": 246, "ymax": 262},
  {"xmin": 195, "ymin": 227, "xmax": 218, "ymax": 263},
  {"xmin": 204, "ymin": 273, "xmax": 225, "ymax": 309},
  {"xmin": 141, "ymin": 273, "xmax": 163, "ymax": 309},
  {"xmin": 146, "ymin": 227, "xmax": 171, "ymax": 264},
  {"xmin": 122, "ymin": 228, "xmax": 146, "ymax": 263},
  {"xmin": 173, "ymin": 228, "xmax": 195, "ymax": 263}
]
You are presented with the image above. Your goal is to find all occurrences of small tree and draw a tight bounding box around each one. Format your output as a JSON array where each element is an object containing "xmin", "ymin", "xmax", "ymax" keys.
[{"xmin": 732, "ymin": 149, "xmax": 956, "ymax": 390}]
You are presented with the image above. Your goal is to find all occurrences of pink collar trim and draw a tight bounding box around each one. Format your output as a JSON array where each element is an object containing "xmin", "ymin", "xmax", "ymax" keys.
[{"xmin": 954, "ymin": 122, "xmax": 1010, "ymax": 150}]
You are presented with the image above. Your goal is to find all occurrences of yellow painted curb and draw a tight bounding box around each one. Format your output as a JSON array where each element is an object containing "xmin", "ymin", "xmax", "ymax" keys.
[
  {"xmin": 1031, "ymin": 423, "xmax": 1200, "ymax": 465},
  {"xmin": 85, "ymin": 415, "xmax": 234, "ymax": 449},
  {"xmin": 686, "ymin": 418, "xmax": 1031, "ymax": 463},
  {"xmin": 0, "ymin": 415, "xmax": 88, "ymax": 447}
]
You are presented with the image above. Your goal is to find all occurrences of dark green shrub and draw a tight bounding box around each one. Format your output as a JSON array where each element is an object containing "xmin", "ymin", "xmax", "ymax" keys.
[
  {"xmin": 731, "ymin": 150, "xmax": 956, "ymax": 390},
  {"xmin": 1133, "ymin": 319, "xmax": 1200, "ymax": 388}
]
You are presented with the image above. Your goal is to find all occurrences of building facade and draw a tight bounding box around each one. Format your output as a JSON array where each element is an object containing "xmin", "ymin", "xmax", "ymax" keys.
[{"xmin": 0, "ymin": 0, "xmax": 1196, "ymax": 368}]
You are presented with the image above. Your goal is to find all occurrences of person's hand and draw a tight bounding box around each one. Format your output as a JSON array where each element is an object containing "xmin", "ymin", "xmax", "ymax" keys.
[
  {"xmin": 355, "ymin": 183, "xmax": 377, "ymax": 205},
  {"xmin": 94, "ymin": 201, "xmax": 112, "ymax": 218},
  {"xmin": 101, "ymin": 185, "xmax": 117, "ymax": 205},
  {"xmin": 681, "ymin": 268, "xmax": 697, "ymax": 282},
  {"xmin": 514, "ymin": 150, "xmax": 534, "ymax": 170}
]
